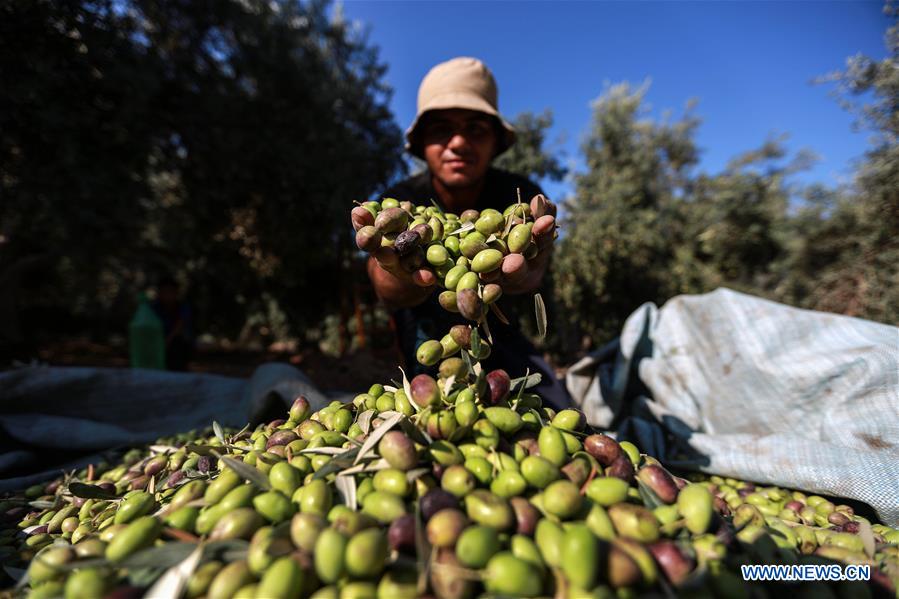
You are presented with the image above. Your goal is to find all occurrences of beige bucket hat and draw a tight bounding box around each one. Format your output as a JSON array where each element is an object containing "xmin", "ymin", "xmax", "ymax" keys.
[{"xmin": 405, "ymin": 57, "xmax": 517, "ymax": 158}]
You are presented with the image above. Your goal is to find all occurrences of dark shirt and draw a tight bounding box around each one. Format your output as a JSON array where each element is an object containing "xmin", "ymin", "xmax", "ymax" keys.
[
  {"xmin": 384, "ymin": 167, "xmax": 543, "ymax": 214},
  {"xmin": 150, "ymin": 301, "xmax": 194, "ymax": 342},
  {"xmin": 379, "ymin": 168, "xmax": 571, "ymax": 409},
  {"xmin": 150, "ymin": 300, "xmax": 195, "ymax": 371}
]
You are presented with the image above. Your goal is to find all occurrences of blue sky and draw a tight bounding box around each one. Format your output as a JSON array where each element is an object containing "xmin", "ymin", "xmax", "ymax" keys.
[{"xmin": 340, "ymin": 0, "xmax": 887, "ymax": 201}]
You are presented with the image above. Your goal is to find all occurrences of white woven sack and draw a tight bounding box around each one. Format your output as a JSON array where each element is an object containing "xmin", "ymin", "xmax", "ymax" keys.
[{"xmin": 566, "ymin": 288, "xmax": 899, "ymax": 525}]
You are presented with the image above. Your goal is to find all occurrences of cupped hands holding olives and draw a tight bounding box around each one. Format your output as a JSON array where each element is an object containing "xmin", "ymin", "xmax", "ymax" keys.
[{"xmin": 353, "ymin": 195, "xmax": 558, "ymax": 317}]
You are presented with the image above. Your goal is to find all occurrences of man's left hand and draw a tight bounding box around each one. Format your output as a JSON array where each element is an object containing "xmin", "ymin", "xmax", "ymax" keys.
[{"xmin": 500, "ymin": 196, "xmax": 558, "ymax": 295}]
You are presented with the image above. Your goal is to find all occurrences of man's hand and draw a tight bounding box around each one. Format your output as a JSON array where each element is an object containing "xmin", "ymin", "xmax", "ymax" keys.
[
  {"xmin": 354, "ymin": 203, "xmax": 436, "ymax": 309},
  {"xmin": 357, "ymin": 193, "xmax": 557, "ymax": 307},
  {"xmin": 500, "ymin": 195, "xmax": 558, "ymax": 295},
  {"xmin": 366, "ymin": 249, "xmax": 436, "ymax": 309}
]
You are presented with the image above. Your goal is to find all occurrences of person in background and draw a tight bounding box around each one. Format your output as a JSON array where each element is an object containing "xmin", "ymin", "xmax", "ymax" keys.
[
  {"xmin": 367, "ymin": 56, "xmax": 570, "ymax": 409},
  {"xmin": 151, "ymin": 276, "xmax": 194, "ymax": 371}
]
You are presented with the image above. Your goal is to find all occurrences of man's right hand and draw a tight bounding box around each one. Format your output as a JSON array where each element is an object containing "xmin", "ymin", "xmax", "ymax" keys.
[{"xmin": 366, "ymin": 250, "xmax": 436, "ymax": 309}]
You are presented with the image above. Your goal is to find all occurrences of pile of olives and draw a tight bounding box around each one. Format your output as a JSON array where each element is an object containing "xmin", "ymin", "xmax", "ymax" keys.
[{"xmin": 1, "ymin": 199, "xmax": 896, "ymax": 599}]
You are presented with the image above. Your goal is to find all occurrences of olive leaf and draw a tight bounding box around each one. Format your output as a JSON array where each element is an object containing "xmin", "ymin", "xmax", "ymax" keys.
[
  {"xmin": 406, "ymin": 467, "xmax": 430, "ymax": 483},
  {"xmin": 340, "ymin": 458, "xmax": 394, "ymax": 476},
  {"xmin": 398, "ymin": 367, "xmax": 418, "ymax": 414},
  {"xmin": 127, "ymin": 567, "xmax": 166, "ymax": 589},
  {"xmin": 503, "ymin": 216, "xmax": 515, "ymax": 238},
  {"xmin": 528, "ymin": 408, "xmax": 546, "ymax": 428},
  {"xmin": 442, "ymin": 374, "xmax": 456, "ymax": 399},
  {"xmin": 481, "ymin": 318, "xmax": 493, "ymax": 346},
  {"xmin": 353, "ymin": 412, "xmax": 403, "ymax": 465},
  {"xmin": 144, "ymin": 542, "xmax": 203, "ymax": 599},
  {"xmin": 21, "ymin": 524, "xmax": 45, "ymax": 535},
  {"xmin": 219, "ymin": 457, "xmax": 271, "ymax": 491},
  {"xmin": 472, "ymin": 360, "xmax": 483, "ymax": 377},
  {"xmin": 341, "ymin": 434, "xmax": 363, "ymax": 448},
  {"xmin": 503, "ymin": 199, "xmax": 518, "ymax": 237},
  {"xmin": 535, "ymin": 293, "xmax": 547, "ymax": 340},
  {"xmin": 338, "ymin": 462, "xmax": 374, "ymax": 476},
  {"xmin": 211, "ymin": 540, "xmax": 250, "ymax": 564},
  {"xmin": 460, "ymin": 346, "xmax": 474, "ymax": 377},
  {"xmin": 229, "ymin": 423, "xmax": 251, "ymax": 444},
  {"xmin": 204, "ymin": 540, "xmax": 250, "ymax": 564},
  {"xmin": 489, "ymin": 302, "xmax": 510, "ymax": 325},
  {"xmin": 858, "ymin": 519, "xmax": 875, "ymax": 558},
  {"xmin": 470, "ymin": 327, "xmax": 482, "ymax": 360},
  {"xmin": 510, "ymin": 372, "xmax": 542, "ymax": 392},
  {"xmin": 412, "ymin": 406, "xmax": 430, "ymax": 430},
  {"xmin": 313, "ymin": 447, "xmax": 360, "ymax": 480},
  {"xmin": 400, "ymin": 417, "xmax": 432, "ymax": 446},
  {"xmin": 299, "ymin": 447, "xmax": 347, "ymax": 455},
  {"xmin": 180, "ymin": 469, "xmax": 209, "ymax": 482},
  {"xmin": 213, "ymin": 421, "xmax": 225, "ymax": 445},
  {"xmin": 429, "ymin": 198, "xmax": 445, "ymax": 216},
  {"xmin": 514, "ymin": 368, "xmax": 531, "ymax": 402},
  {"xmin": 357, "ymin": 409, "xmax": 375, "ymax": 435},
  {"xmin": 68, "ymin": 482, "xmax": 118, "ymax": 500},
  {"xmin": 474, "ymin": 370, "xmax": 487, "ymax": 401},
  {"xmin": 335, "ymin": 475, "xmax": 357, "ymax": 511},
  {"xmin": 149, "ymin": 444, "xmax": 180, "ymax": 454},
  {"xmin": 636, "ymin": 478, "xmax": 665, "ymax": 510},
  {"xmin": 454, "ymin": 222, "xmax": 476, "ymax": 235},
  {"xmin": 120, "ymin": 542, "xmax": 199, "ymax": 569}
]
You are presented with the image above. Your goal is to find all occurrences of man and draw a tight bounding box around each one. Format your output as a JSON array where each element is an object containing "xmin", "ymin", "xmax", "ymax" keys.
[
  {"xmin": 368, "ymin": 57, "xmax": 570, "ymax": 409},
  {"xmin": 151, "ymin": 276, "xmax": 195, "ymax": 371}
]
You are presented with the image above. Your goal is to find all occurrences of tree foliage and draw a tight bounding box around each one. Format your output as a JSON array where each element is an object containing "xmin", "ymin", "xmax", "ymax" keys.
[
  {"xmin": 495, "ymin": 110, "xmax": 567, "ymax": 183},
  {"xmin": 2, "ymin": 0, "xmax": 895, "ymax": 362},
  {"xmin": 794, "ymin": 3, "xmax": 899, "ymax": 321},
  {"xmin": 553, "ymin": 83, "xmax": 701, "ymax": 345},
  {"xmin": 554, "ymin": 6, "xmax": 898, "ymax": 354},
  {"xmin": 0, "ymin": 0, "xmax": 403, "ymax": 349}
]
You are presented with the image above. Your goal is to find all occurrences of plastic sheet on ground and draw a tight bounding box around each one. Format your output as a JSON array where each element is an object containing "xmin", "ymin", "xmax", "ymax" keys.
[
  {"xmin": 566, "ymin": 288, "xmax": 899, "ymax": 525},
  {"xmin": 0, "ymin": 362, "xmax": 332, "ymax": 493}
]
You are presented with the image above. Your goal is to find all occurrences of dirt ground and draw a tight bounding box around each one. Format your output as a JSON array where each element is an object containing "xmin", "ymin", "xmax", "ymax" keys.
[
  {"xmin": 23, "ymin": 337, "xmax": 569, "ymax": 394},
  {"xmin": 28, "ymin": 338, "xmax": 404, "ymax": 393}
]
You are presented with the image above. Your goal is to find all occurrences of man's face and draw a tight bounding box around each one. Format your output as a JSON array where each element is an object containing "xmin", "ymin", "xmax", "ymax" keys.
[{"xmin": 421, "ymin": 109, "xmax": 499, "ymax": 189}]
